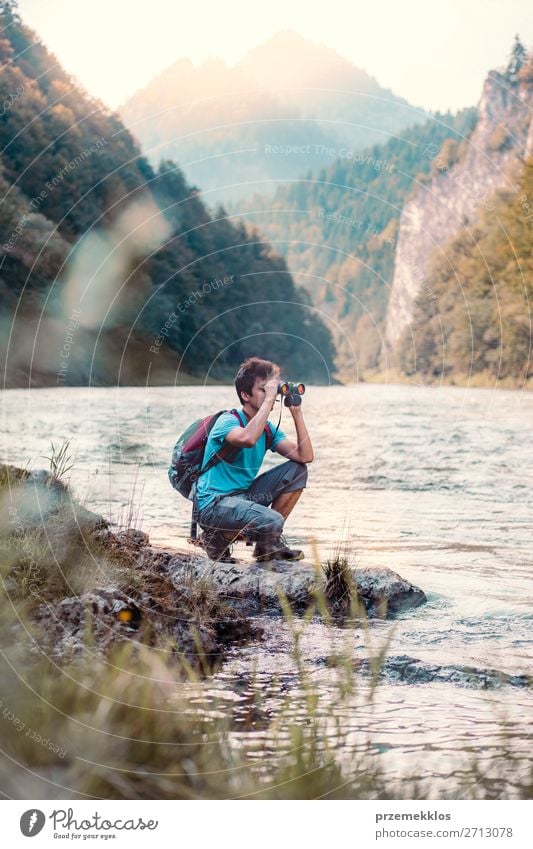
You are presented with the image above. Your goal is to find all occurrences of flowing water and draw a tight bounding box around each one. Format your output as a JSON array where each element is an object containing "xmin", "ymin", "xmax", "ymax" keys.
[{"xmin": 2, "ymin": 383, "xmax": 532, "ymax": 796}]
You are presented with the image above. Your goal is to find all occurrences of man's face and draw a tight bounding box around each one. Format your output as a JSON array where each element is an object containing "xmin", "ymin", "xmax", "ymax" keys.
[{"xmin": 243, "ymin": 368, "xmax": 280, "ymax": 411}]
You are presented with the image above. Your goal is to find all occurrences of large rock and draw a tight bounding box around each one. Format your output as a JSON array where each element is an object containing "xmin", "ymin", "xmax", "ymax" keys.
[
  {"xmin": 137, "ymin": 546, "xmax": 427, "ymax": 619},
  {"xmin": 354, "ymin": 566, "xmax": 426, "ymax": 617},
  {"xmin": 356, "ymin": 655, "xmax": 531, "ymax": 690},
  {"xmin": 35, "ymin": 582, "xmax": 258, "ymax": 664},
  {"xmin": 0, "ymin": 463, "xmax": 108, "ymax": 535},
  {"xmin": 166, "ymin": 556, "xmax": 315, "ymax": 616},
  {"xmin": 35, "ymin": 587, "xmax": 143, "ymax": 660}
]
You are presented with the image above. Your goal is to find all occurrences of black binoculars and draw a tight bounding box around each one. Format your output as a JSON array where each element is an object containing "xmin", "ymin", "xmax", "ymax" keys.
[{"xmin": 278, "ymin": 381, "xmax": 305, "ymax": 406}]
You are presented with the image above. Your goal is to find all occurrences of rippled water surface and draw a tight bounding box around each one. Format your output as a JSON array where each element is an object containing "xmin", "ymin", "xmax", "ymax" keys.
[{"xmin": 2, "ymin": 384, "xmax": 532, "ymax": 795}]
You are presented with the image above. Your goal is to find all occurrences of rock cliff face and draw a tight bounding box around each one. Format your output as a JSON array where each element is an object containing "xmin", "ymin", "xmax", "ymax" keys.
[{"xmin": 385, "ymin": 67, "xmax": 533, "ymax": 348}]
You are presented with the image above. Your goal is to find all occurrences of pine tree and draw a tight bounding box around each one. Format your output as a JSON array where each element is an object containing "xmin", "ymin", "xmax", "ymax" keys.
[
  {"xmin": 506, "ymin": 34, "xmax": 527, "ymax": 79},
  {"xmin": 0, "ymin": 1, "xmax": 20, "ymax": 23}
]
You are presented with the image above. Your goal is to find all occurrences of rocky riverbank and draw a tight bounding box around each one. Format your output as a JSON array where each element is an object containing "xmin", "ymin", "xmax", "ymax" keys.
[
  {"xmin": 1, "ymin": 464, "xmax": 426, "ymax": 667},
  {"xmin": 32, "ymin": 529, "xmax": 426, "ymax": 664}
]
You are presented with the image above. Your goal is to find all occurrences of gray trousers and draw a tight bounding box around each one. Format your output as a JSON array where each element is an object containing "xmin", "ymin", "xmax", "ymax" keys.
[{"xmin": 197, "ymin": 460, "xmax": 308, "ymax": 541}]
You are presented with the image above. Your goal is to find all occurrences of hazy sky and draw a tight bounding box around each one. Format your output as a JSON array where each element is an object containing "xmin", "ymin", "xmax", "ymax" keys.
[{"xmin": 17, "ymin": 0, "xmax": 533, "ymax": 112}]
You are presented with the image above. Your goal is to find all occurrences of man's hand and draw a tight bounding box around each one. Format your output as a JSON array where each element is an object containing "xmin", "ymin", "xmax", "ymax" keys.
[
  {"xmin": 288, "ymin": 401, "xmax": 304, "ymax": 417},
  {"xmin": 263, "ymin": 376, "xmax": 279, "ymax": 409},
  {"xmin": 275, "ymin": 402, "xmax": 314, "ymax": 463}
]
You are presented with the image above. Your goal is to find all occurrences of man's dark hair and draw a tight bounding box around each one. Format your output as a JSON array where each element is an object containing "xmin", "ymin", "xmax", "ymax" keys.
[{"xmin": 235, "ymin": 357, "xmax": 279, "ymax": 404}]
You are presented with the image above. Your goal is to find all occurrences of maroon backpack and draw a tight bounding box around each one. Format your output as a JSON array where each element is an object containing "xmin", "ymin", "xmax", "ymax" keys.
[{"xmin": 168, "ymin": 408, "xmax": 273, "ymax": 499}]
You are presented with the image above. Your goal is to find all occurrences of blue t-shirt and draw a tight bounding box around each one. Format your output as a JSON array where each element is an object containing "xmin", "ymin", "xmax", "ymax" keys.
[{"xmin": 195, "ymin": 410, "xmax": 286, "ymax": 510}]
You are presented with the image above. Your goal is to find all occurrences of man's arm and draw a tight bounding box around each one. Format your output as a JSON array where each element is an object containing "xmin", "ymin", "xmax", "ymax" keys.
[{"xmin": 274, "ymin": 406, "xmax": 314, "ymax": 463}]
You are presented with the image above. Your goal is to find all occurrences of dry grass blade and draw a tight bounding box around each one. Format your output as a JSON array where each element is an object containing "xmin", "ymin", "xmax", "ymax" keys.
[{"xmin": 43, "ymin": 439, "xmax": 74, "ymax": 483}]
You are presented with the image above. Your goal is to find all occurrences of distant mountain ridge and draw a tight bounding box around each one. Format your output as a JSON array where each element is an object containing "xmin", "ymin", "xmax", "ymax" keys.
[{"xmin": 120, "ymin": 30, "xmax": 428, "ymax": 203}]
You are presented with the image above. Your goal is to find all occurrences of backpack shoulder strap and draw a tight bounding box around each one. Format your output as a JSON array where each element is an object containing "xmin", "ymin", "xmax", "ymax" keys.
[
  {"xmin": 196, "ymin": 409, "xmax": 242, "ymax": 479},
  {"xmin": 229, "ymin": 408, "xmax": 244, "ymax": 426},
  {"xmin": 231, "ymin": 408, "xmax": 273, "ymax": 449}
]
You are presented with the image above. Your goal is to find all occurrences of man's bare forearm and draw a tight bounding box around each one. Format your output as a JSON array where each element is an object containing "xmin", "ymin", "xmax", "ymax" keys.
[
  {"xmin": 291, "ymin": 407, "xmax": 314, "ymax": 462},
  {"xmin": 241, "ymin": 399, "xmax": 274, "ymax": 446}
]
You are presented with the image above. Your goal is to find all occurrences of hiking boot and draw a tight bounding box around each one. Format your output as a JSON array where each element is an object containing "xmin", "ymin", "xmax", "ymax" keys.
[
  {"xmin": 253, "ymin": 535, "xmax": 304, "ymax": 563},
  {"xmin": 201, "ymin": 530, "xmax": 237, "ymax": 563}
]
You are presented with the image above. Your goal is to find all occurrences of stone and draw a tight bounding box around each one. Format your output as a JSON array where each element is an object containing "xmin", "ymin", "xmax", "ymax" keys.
[
  {"xmin": 155, "ymin": 550, "xmax": 426, "ymax": 619},
  {"xmin": 354, "ymin": 566, "xmax": 426, "ymax": 617},
  {"xmin": 357, "ymin": 655, "xmax": 531, "ymax": 690},
  {"xmin": 167, "ymin": 556, "xmax": 317, "ymax": 616},
  {"xmin": 35, "ymin": 587, "xmax": 142, "ymax": 660},
  {"xmin": 34, "ymin": 582, "xmax": 255, "ymax": 664},
  {"xmin": 115, "ymin": 528, "xmax": 150, "ymax": 549}
]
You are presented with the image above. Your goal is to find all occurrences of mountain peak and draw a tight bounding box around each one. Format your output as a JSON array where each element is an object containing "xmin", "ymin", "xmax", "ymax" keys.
[
  {"xmin": 256, "ymin": 30, "xmax": 319, "ymax": 49},
  {"xmin": 240, "ymin": 29, "xmax": 376, "ymax": 92},
  {"xmin": 242, "ymin": 30, "xmax": 349, "ymax": 72}
]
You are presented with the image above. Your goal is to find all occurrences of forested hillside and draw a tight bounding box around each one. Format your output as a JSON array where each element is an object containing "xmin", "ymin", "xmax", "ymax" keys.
[
  {"xmin": 398, "ymin": 155, "xmax": 533, "ymax": 384},
  {"xmin": 392, "ymin": 39, "xmax": 533, "ymax": 386},
  {"xmin": 0, "ymin": 2, "xmax": 334, "ymax": 386}
]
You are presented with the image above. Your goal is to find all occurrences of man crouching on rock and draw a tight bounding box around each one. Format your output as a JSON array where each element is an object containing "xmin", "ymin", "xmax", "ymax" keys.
[{"xmin": 196, "ymin": 357, "xmax": 313, "ymax": 563}]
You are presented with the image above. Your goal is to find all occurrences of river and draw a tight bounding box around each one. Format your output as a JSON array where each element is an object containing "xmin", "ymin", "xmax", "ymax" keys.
[{"xmin": 2, "ymin": 383, "xmax": 532, "ymax": 796}]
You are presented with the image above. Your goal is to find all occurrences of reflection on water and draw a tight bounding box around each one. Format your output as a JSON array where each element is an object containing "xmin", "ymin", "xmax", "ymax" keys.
[
  {"xmin": 180, "ymin": 616, "xmax": 532, "ymax": 797},
  {"xmin": 2, "ymin": 383, "xmax": 532, "ymax": 794}
]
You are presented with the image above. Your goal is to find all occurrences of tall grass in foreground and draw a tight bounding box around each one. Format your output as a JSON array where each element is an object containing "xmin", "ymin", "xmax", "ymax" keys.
[
  {"xmin": 0, "ymin": 580, "xmax": 388, "ymax": 800},
  {"xmin": 1, "ymin": 575, "xmax": 529, "ymax": 800},
  {"xmin": 0, "ymin": 468, "xmax": 531, "ymax": 799}
]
